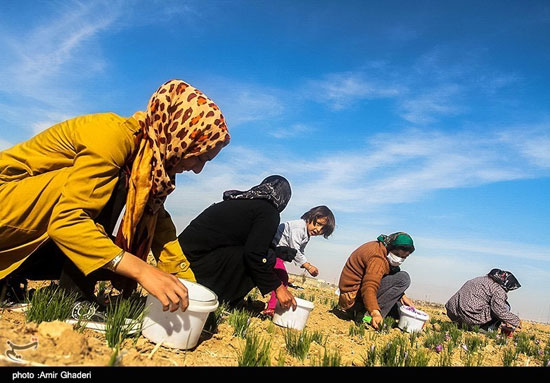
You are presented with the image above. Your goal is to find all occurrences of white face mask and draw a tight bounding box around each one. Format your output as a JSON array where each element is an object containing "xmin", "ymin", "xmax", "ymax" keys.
[{"xmin": 387, "ymin": 252, "xmax": 405, "ymax": 267}]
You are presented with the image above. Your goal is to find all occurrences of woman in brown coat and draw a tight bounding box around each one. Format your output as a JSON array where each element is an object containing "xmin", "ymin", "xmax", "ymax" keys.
[{"xmin": 338, "ymin": 232, "xmax": 415, "ymax": 329}]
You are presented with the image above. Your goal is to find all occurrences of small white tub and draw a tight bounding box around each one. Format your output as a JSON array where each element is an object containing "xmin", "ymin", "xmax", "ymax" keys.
[
  {"xmin": 142, "ymin": 279, "xmax": 219, "ymax": 349},
  {"xmin": 273, "ymin": 297, "xmax": 314, "ymax": 330},
  {"xmin": 397, "ymin": 305, "xmax": 429, "ymax": 333}
]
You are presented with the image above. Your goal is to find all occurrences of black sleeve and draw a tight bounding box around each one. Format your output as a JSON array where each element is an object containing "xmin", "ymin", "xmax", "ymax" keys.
[
  {"xmin": 243, "ymin": 202, "xmax": 282, "ymax": 295},
  {"xmin": 275, "ymin": 246, "xmax": 298, "ymax": 262}
]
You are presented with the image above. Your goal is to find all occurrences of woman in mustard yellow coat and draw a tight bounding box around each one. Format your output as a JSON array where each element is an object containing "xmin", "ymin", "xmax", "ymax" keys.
[{"xmin": 0, "ymin": 79, "xmax": 230, "ymax": 312}]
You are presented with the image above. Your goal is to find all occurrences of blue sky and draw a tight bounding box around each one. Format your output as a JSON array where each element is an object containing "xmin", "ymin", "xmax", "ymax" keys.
[{"xmin": 1, "ymin": 0, "xmax": 549, "ymax": 322}]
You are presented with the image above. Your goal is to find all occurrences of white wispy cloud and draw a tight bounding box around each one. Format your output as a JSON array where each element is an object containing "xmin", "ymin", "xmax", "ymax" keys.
[
  {"xmin": 498, "ymin": 124, "xmax": 550, "ymax": 168},
  {"xmin": 477, "ymin": 73, "xmax": 521, "ymax": 95},
  {"xmin": 411, "ymin": 47, "xmax": 471, "ymax": 82},
  {"xmin": 305, "ymin": 71, "xmax": 404, "ymax": 110},
  {"xmin": 0, "ymin": 1, "xmax": 207, "ymax": 139},
  {"xmin": 398, "ymin": 84, "xmax": 463, "ymax": 124},
  {"xmin": 416, "ymin": 235, "xmax": 550, "ymax": 263},
  {"xmin": 269, "ymin": 123, "xmax": 314, "ymax": 139},
  {"xmin": 275, "ymin": 127, "xmax": 547, "ymax": 213},
  {"xmin": 0, "ymin": 1, "xmax": 122, "ymax": 100},
  {"xmin": 226, "ymin": 90, "xmax": 285, "ymax": 125},
  {"xmin": 303, "ymin": 46, "xmax": 521, "ymax": 125},
  {"xmin": 165, "ymin": 124, "xmax": 550, "ymax": 227},
  {"xmin": 0, "ymin": 0, "xmax": 124, "ymax": 135},
  {"xmin": 401, "ymin": 48, "xmax": 523, "ymax": 124},
  {"xmin": 303, "ymin": 67, "xmax": 461, "ymax": 123},
  {"xmin": 199, "ymin": 79, "xmax": 286, "ymax": 127},
  {"xmin": 520, "ymin": 138, "xmax": 550, "ymax": 168}
]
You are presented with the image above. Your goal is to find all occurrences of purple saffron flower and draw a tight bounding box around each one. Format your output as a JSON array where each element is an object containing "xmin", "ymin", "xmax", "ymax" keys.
[
  {"xmin": 435, "ymin": 345, "xmax": 443, "ymax": 353},
  {"xmin": 462, "ymin": 344, "xmax": 468, "ymax": 351}
]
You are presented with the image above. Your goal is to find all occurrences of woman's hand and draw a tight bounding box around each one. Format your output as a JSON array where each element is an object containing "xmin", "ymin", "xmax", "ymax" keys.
[
  {"xmin": 504, "ymin": 321, "xmax": 522, "ymax": 330},
  {"xmin": 275, "ymin": 284, "xmax": 297, "ymax": 311},
  {"xmin": 307, "ymin": 264, "xmax": 319, "ymax": 277},
  {"xmin": 370, "ymin": 309, "xmax": 383, "ymax": 330},
  {"xmin": 115, "ymin": 252, "xmax": 189, "ymax": 312},
  {"xmin": 400, "ymin": 294, "xmax": 415, "ymax": 308},
  {"xmin": 302, "ymin": 262, "xmax": 319, "ymax": 277},
  {"xmin": 136, "ymin": 265, "xmax": 189, "ymax": 312}
]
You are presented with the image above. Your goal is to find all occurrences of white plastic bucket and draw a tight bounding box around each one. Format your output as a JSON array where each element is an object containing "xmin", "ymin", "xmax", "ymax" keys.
[
  {"xmin": 397, "ymin": 305, "xmax": 429, "ymax": 333},
  {"xmin": 273, "ymin": 297, "xmax": 314, "ymax": 330},
  {"xmin": 142, "ymin": 279, "xmax": 219, "ymax": 349}
]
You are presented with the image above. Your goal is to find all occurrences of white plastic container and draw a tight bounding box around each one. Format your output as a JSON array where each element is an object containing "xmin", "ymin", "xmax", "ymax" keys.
[
  {"xmin": 142, "ymin": 279, "xmax": 219, "ymax": 349},
  {"xmin": 397, "ymin": 305, "xmax": 429, "ymax": 333},
  {"xmin": 273, "ymin": 297, "xmax": 314, "ymax": 330}
]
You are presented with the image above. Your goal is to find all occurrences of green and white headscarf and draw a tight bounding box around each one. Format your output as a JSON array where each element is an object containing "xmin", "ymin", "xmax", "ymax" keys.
[{"xmin": 377, "ymin": 232, "xmax": 415, "ymax": 252}]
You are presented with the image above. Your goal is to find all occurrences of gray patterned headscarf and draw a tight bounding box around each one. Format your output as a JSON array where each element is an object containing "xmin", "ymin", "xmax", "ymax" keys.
[
  {"xmin": 488, "ymin": 269, "xmax": 521, "ymax": 292},
  {"xmin": 223, "ymin": 175, "xmax": 291, "ymax": 212}
]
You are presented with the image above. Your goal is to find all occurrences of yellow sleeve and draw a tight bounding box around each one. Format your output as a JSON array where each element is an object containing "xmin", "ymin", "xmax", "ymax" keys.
[
  {"xmin": 47, "ymin": 147, "xmax": 123, "ymax": 276},
  {"xmin": 151, "ymin": 207, "xmax": 196, "ymax": 282}
]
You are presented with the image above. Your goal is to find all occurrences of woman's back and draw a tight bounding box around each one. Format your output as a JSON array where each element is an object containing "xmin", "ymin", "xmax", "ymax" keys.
[
  {"xmin": 178, "ymin": 198, "xmax": 282, "ymax": 304},
  {"xmin": 446, "ymin": 275, "xmax": 508, "ymax": 325},
  {"xmin": 179, "ymin": 199, "xmax": 279, "ymax": 255},
  {"xmin": 0, "ymin": 113, "xmax": 137, "ymax": 185}
]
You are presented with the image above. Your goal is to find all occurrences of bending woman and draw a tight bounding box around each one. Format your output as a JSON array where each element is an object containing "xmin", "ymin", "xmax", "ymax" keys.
[
  {"xmin": 0, "ymin": 79, "xmax": 230, "ymax": 312},
  {"xmin": 445, "ymin": 269, "xmax": 522, "ymax": 332},
  {"xmin": 338, "ymin": 232, "xmax": 416, "ymax": 329},
  {"xmin": 178, "ymin": 175, "xmax": 297, "ymax": 310}
]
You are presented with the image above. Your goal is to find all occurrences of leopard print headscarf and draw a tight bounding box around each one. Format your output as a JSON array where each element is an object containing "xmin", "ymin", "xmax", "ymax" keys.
[{"xmin": 116, "ymin": 79, "xmax": 230, "ymax": 265}]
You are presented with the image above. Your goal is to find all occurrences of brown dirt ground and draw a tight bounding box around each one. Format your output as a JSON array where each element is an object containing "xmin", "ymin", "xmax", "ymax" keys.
[{"xmin": 1, "ymin": 275, "xmax": 549, "ymax": 367}]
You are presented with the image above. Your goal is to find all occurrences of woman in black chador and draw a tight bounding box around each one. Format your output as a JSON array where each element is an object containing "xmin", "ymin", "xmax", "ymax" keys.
[{"xmin": 178, "ymin": 175, "xmax": 297, "ymax": 310}]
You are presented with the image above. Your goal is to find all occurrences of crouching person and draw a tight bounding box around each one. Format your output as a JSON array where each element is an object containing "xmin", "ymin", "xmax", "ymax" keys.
[
  {"xmin": 445, "ymin": 269, "xmax": 521, "ymax": 333},
  {"xmin": 337, "ymin": 232, "xmax": 415, "ymax": 329}
]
